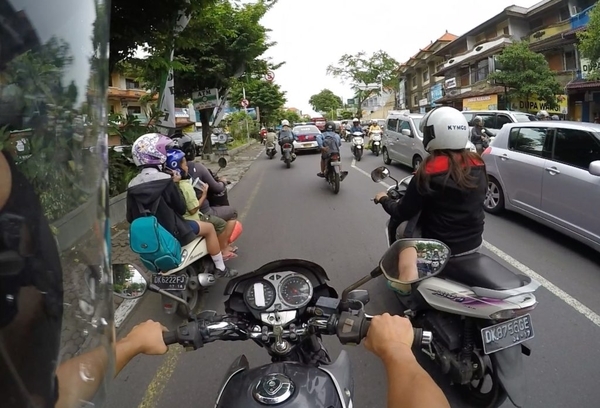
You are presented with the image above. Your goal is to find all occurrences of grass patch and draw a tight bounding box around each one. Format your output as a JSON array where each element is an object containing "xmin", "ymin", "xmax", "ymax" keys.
[{"xmin": 230, "ymin": 138, "xmax": 249, "ymax": 149}]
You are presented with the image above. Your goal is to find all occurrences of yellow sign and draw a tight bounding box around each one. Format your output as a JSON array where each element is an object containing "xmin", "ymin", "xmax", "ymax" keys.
[
  {"xmin": 183, "ymin": 124, "xmax": 195, "ymax": 133},
  {"xmin": 463, "ymin": 94, "xmax": 498, "ymax": 111},
  {"xmin": 511, "ymin": 95, "xmax": 568, "ymax": 115}
]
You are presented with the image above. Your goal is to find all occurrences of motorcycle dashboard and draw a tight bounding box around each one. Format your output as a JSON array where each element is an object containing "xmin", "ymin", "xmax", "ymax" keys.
[{"xmin": 243, "ymin": 272, "xmax": 314, "ymax": 312}]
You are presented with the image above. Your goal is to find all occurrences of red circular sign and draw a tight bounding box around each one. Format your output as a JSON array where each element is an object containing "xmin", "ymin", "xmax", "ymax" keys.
[
  {"xmin": 265, "ymin": 71, "xmax": 275, "ymax": 81},
  {"xmin": 241, "ymin": 99, "xmax": 249, "ymax": 107}
]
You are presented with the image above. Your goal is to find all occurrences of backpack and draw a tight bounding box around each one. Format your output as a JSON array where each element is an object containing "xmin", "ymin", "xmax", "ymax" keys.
[
  {"xmin": 129, "ymin": 198, "xmax": 182, "ymax": 273},
  {"xmin": 323, "ymin": 133, "xmax": 339, "ymax": 154}
]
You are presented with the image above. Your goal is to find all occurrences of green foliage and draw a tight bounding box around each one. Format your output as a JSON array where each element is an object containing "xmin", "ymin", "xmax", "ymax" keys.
[
  {"xmin": 488, "ymin": 41, "xmax": 562, "ymax": 107},
  {"xmin": 308, "ymin": 89, "xmax": 342, "ymax": 113},
  {"xmin": 274, "ymin": 109, "xmax": 303, "ymax": 125},
  {"xmin": 338, "ymin": 110, "xmax": 355, "ymax": 120},
  {"xmin": 226, "ymin": 111, "xmax": 259, "ymax": 141},
  {"xmin": 577, "ymin": 4, "xmax": 600, "ymax": 80},
  {"xmin": 326, "ymin": 50, "xmax": 400, "ymax": 118},
  {"xmin": 228, "ymin": 78, "xmax": 286, "ymax": 125}
]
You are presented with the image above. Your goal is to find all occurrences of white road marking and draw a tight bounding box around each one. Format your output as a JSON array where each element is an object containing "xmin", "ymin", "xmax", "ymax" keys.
[
  {"xmin": 352, "ymin": 159, "xmax": 600, "ymax": 328},
  {"xmin": 114, "ymin": 298, "xmax": 141, "ymax": 328}
]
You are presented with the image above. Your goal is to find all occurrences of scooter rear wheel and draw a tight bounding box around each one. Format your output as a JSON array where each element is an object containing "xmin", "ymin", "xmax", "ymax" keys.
[
  {"xmin": 457, "ymin": 354, "xmax": 508, "ymax": 408},
  {"xmin": 176, "ymin": 265, "xmax": 201, "ymax": 318}
]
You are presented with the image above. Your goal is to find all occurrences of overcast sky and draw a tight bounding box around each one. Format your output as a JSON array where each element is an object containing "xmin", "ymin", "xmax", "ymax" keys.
[{"xmin": 260, "ymin": 0, "xmax": 542, "ymax": 115}]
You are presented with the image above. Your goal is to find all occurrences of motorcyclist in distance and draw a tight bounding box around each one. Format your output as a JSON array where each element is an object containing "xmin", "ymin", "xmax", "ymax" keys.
[
  {"xmin": 349, "ymin": 117, "xmax": 363, "ymax": 134},
  {"xmin": 368, "ymin": 120, "xmax": 382, "ymax": 149},
  {"xmin": 277, "ymin": 119, "xmax": 297, "ymax": 160},
  {"xmin": 316, "ymin": 121, "xmax": 348, "ymax": 180},
  {"xmin": 536, "ymin": 110, "xmax": 550, "ymax": 120},
  {"xmin": 374, "ymin": 106, "xmax": 487, "ymax": 295}
]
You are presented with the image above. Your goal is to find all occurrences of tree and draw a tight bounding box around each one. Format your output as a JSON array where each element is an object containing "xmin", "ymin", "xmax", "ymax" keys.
[
  {"xmin": 577, "ymin": 4, "xmax": 600, "ymax": 80},
  {"xmin": 308, "ymin": 89, "xmax": 342, "ymax": 113},
  {"xmin": 273, "ymin": 108, "xmax": 303, "ymax": 126},
  {"xmin": 229, "ymin": 76, "xmax": 287, "ymax": 125},
  {"xmin": 488, "ymin": 41, "xmax": 562, "ymax": 108},
  {"xmin": 326, "ymin": 50, "xmax": 399, "ymax": 118}
]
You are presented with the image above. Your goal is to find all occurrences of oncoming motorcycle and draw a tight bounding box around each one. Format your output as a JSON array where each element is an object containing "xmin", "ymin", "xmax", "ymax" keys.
[
  {"xmin": 350, "ymin": 131, "xmax": 364, "ymax": 161},
  {"xmin": 112, "ymin": 239, "xmax": 437, "ymax": 407},
  {"xmin": 370, "ymin": 166, "xmax": 541, "ymax": 408}
]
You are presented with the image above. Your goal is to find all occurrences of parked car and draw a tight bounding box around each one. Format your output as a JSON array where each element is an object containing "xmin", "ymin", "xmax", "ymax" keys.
[
  {"xmin": 292, "ymin": 124, "xmax": 321, "ymax": 152},
  {"xmin": 482, "ymin": 120, "xmax": 600, "ymax": 252},
  {"xmin": 381, "ymin": 111, "xmax": 476, "ymax": 171},
  {"xmin": 462, "ymin": 110, "xmax": 537, "ymax": 137}
]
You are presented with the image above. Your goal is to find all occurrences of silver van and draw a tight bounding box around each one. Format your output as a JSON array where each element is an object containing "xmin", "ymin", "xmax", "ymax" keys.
[{"xmin": 382, "ymin": 111, "xmax": 476, "ymax": 171}]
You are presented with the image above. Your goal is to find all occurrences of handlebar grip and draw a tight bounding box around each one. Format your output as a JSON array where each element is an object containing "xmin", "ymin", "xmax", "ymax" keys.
[
  {"xmin": 413, "ymin": 328, "xmax": 423, "ymax": 347},
  {"xmin": 163, "ymin": 331, "xmax": 178, "ymax": 346}
]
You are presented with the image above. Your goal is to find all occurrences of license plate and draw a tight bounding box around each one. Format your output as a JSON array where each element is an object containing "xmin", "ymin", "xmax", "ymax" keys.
[
  {"xmin": 151, "ymin": 274, "xmax": 187, "ymax": 291},
  {"xmin": 303, "ymin": 143, "xmax": 313, "ymax": 147},
  {"xmin": 481, "ymin": 314, "xmax": 534, "ymax": 355}
]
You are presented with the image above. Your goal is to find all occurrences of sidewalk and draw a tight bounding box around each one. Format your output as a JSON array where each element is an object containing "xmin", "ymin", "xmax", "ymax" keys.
[{"xmin": 111, "ymin": 140, "xmax": 264, "ymax": 327}]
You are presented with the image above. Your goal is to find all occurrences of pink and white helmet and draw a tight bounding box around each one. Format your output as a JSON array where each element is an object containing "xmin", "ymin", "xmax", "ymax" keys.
[{"xmin": 131, "ymin": 133, "xmax": 172, "ymax": 166}]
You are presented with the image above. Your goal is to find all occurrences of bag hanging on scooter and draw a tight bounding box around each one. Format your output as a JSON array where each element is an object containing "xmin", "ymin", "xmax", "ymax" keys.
[{"xmin": 129, "ymin": 198, "xmax": 182, "ymax": 273}]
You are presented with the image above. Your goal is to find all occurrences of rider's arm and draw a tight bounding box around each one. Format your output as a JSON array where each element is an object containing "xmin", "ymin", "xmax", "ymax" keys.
[
  {"xmin": 379, "ymin": 178, "xmax": 423, "ymax": 222},
  {"xmin": 382, "ymin": 346, "xmax": 450, "ymax": 408},
  {"xmin": 316, "ymin": 134, "xmax": 323, "ymax": 148},
  {"xmin": 195, "ymin": 164, "xmax": 226, "ymax": 194},
  {"xmin": 180, "ymin": 181, "xmax": 201, "ymax": 215},
  {"xmin": 55, "ymin": 321, "xmax": 167, "ymax": 408}
]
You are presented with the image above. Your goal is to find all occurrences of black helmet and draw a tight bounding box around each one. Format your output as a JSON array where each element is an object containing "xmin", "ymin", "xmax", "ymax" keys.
[
  {"xmin": 170, "ymin": 134, "xmax": 196, "ymax": 161},
  {"xmin": 325, "ymin": 121, "xmax": 336, "ymax": 132},
  {"xmin": 267, "ymin": 127, "xmax": 275, "ymax": 132}
]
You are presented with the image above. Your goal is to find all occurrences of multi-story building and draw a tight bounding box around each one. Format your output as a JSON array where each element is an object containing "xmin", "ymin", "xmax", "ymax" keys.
[
  {"xmin": 361, "ymin": 89, "xmax": 395, "ymax": 120},
  {"xmin": 108, "ymin": 72, "xmax": 154, "ymax": 123},
  {"xmin": 398, "ymin": 32, "xmax": 458, "ymax": 113}
]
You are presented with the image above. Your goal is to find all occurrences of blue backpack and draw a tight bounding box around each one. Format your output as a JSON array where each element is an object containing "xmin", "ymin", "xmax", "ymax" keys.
[{"xmin": 129, "ymin": 198, "xmax": 182, "ymax": 273}]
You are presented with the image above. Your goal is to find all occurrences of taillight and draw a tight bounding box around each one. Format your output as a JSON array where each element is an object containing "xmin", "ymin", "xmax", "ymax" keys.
[
  {"xmin": 307, "ymin": 135, "xmax": 315, "ymax": 141},
  {"xmin": 298, "ymin": 135, "xmax": 306, "ymax": 141},
  {"xmin": 482, "ymin": 146, "xmax": 492, "ymax": 155},
  {"xmin": 331, "ymin": 154, "xmax": 340, "ymax": 161}
]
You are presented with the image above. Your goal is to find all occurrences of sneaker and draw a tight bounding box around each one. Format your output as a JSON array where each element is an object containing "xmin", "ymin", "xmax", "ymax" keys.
[
  {"xmin": 215, "ymin": 266, "xmax": 238, "ymax": 278},
  {"xmin": 317, "ymin": 172, "xmax": 325, "ymax": 178},
  {"xmin": 340, "ymin": 171, "xmax": 348, "ymax": 181}
]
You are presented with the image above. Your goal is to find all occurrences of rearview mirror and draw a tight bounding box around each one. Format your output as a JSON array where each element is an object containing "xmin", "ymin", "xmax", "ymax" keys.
[
  {"xmin": 346, "ymin": 289, "xmax": 370, "ymax": 305},
  {"xmin": 401, "ymin": 129, "xmax": 411, "ymax": 136},
  {"xmin": 371, "ymin": 166, "xmax": 390, "ymax": 182},
  {"xmin": 379, "ymin": 239, "xmax": 450, "ymax": 285},
  {"xmin": 218, "ymin": 157, "xmax": 227, "ymax": 168},
  {"xmin": 589, "ymin": 160, "xmax": 600, "ymax": 176},
  {"xmin": 112, "ymin": 263, "xmax": 148, "ymax": 299}
]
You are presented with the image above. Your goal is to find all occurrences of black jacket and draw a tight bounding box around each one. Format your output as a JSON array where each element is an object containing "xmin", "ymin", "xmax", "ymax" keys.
[
  {"xmin": 126, "ymin": 172, "xmax": 196, "ymax": 246},
  {"xmin": 380, "ymin": 155, "xmax": 486, "ymax": 255}
]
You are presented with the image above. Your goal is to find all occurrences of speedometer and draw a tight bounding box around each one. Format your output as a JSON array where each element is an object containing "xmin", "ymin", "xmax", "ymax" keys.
[
  {"xmin": 244, "ymin": 280, "xmax": 276, "ymax": 310},
  {"xmin": 279, "ymin": 274, "xmax": 313, "ymax": 309}
]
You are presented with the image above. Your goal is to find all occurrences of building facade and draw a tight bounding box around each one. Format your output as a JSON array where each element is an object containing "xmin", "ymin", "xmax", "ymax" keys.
[
  {"xmin": 398, "ymin": 32, "xmax": 458, "ymax": 113},
  {"xmin": 108, "ymin": 72, "xmax": 155, "ymax": 123}
]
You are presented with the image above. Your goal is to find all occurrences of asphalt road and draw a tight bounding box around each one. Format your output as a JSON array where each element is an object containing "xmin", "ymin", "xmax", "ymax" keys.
[{"xmin": 108, "ymin": 142, "xmax": 600, "ymax": 408}]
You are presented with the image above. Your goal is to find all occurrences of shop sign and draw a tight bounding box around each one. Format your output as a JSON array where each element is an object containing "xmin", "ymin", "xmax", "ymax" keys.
[
  {"xmin": 419, "ymin": 98, "xmax": 428, "ymax": 107},
  {"xmin": 580, "ymin": 58, "xmax": 599, "ymax": 79},
  {"xmin": 463, "ymin": 94, "xmax": 498, "ymax": 111},
  {"xmin": 511, "ymin": 95, "xmax": 567, "ymax": 114},
  {"xmin": 430, "ymin": 83, "xmax": 443, "ymax": 105}
]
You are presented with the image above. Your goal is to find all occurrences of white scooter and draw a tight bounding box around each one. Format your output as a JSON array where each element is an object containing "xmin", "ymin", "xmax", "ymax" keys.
[
  {"xmin": 149, "ymin": 238, "xmax": 216, "ymax": 317},
  {"xmin": 370, "ymin": 166, "xmax": 540, "ymax": 408},
  {"xmin": 350, "ymin": 131, "xmax": 364, "ymax": 161},
  {"xmin": 370, "ymin": 130, "xmax": 382, "ymax": 156}
]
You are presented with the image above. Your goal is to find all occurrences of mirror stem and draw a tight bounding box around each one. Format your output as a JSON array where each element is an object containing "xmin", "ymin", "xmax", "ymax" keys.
[
  {"xmin": 341, "ymin": 266, "xmax": 381, "ymax": 302},
  {"xmin": 388, "ymin": 175, "xmax": 399, "ymax": 187},
  {"xmin": 150, "ymin": 284, "xmax": 189, "ymax": 307}
]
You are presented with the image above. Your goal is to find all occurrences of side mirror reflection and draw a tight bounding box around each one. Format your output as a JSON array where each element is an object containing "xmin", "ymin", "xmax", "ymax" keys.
[
  {"xmin": 371, "ymin": 166, "xmax": 390, "ymax": 182},
  {"xmin": 379, "ymin": 239, "xmax": 450, "ymax": 285},
  {"xmin": 112, "ymin": 263, "xmax": 148, "ymax": 299}
]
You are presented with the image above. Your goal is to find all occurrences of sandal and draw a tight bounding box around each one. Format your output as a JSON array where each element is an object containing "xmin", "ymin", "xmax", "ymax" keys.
[
  {"xmin": 223, "ymin": 252, "xmax": 238, "ymax": 261},
  {"xmin": 229, "ymin": 245, "xmax": 238, "ymax": 253}
]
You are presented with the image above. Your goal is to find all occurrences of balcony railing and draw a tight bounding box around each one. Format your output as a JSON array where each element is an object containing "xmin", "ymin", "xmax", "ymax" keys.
[
  {"xmin": 528, "ymin": 20, "xmax": 571, "ymax": 43},
  {"xmin": 571, "ymin": 5, "xmax": 594, "ymax": 30}
]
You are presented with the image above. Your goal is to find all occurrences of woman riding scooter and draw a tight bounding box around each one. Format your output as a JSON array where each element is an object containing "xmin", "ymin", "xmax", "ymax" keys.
[{"xmin": 374, "ymin": 106, "xmax": 487, "ymax": 294}]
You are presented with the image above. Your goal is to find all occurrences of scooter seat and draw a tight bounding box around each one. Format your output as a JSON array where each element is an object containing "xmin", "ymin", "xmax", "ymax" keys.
[{"xmin": 442, "ymin": 253, "xmax": 523, "ymax": 290}]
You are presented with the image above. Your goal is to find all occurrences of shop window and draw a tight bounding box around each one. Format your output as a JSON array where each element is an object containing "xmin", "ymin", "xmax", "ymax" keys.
[
  {"xmin": 564, "ymin": 51, "xmax": 577, "ymax": 71},
  {"xmin": 422, "ymin": 69, "xmax": 429, "ymax": 82}
]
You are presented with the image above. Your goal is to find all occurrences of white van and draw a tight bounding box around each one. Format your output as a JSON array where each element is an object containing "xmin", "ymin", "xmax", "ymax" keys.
[{"xmin": 382, "ymin": 111, "xmax": 476, "ymax": 171}]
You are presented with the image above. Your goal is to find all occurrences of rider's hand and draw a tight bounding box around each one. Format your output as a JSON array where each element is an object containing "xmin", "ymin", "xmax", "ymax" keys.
[
  {"xmin": 364, "ymin": 313, "xmax": 413, "ymax": 360},
  {"xmin": 124, "ymin": 320, "xmax": 168, "ymax": 355},
  {"xmin": 375, "ymin": 192, "xmax": 387, "ymax": 202},
  {"xmin": 220, "ymin": 176, "xmax": 227, "ymax": 183},
  {"xmin": 172, "ymin": 172, "xmax": 181, "ymax": 182},
  {"xmin": 201, "ymin": 184, "xmax": 209, "ymax": 196}
]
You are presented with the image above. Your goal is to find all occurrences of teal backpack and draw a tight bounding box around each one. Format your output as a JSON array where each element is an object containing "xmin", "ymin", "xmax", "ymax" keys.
[{"xmin": 129, "ymin": 198, "xmax": 182, "ymax": 273}]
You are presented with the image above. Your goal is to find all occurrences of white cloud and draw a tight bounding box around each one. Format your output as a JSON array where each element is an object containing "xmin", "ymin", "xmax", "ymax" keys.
[{"xmin": 260, "ymin": 0, "xmax": 542, "ymax": 116}]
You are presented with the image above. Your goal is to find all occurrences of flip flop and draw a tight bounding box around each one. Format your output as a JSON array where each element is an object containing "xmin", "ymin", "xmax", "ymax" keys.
[
  {"xmin": 223, "ymin": 252, "xmax": 238, "ymax": 261},
  {"xmin": 229, "ymin": 245, "xmax": 238, "ymax": 253}
]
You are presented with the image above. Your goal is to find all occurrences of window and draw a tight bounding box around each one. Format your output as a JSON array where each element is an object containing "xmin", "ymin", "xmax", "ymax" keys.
[
  {"xmin": 412, "ymin": 76, "xmax": 417, "ymax": 88},
  {"xmin": 387, "ymin": 118, "xmax": 399, "ymax": 132},
  {"xmin": 125, "ymin": 79, "xmax": 140, "ymax": 89},
  {"xmin": 558, "ymin": 6, "xmax": 570, "ymax": 22},
  {"xmin": 496, "ymin": 114, "xmax": 512, "ymax": 129},
  {"xmin": 399, "ymin": 120, "xmax": 412, "ymax": 137},
  {"xmin": 509, "ymin": 127, "xmax": 549, "ymax": 156},
  {"xmin": 513, "ymin": 113, "xmax": 538, "ymax": 122},
  {"xmin": 108, "ymin": 75, "xmax": 113, "ymax": 87},
  {"xmin": 475, "ymin": 33, "xmax": 485, "ymax": 43},
  {"xmin": 552, "ymin": 128, "xmax": 600, "ymax": 169},
  {"xmin": 530, "ymin": 18, "xmax": 544, "ymax": 31},
  {"xmin": 462, "ymin": 113, "xmax": 474, "ymax": 124},
  {"xmin": 422, "ymin": 69, "xmax": 429, "ymax": 82},
  {"xmin": 503, "ymin": 26, "xmax": 510, "ymax": 35},
  {"xmin": 470, "ymin": 60, "xmax": 490, "ymax": 84},
  {"xmin": 479, "ymin": 114, "xmax": 496, "ymax": 129},
  {"xmin": 564, "ymin": 51, "xmax": 577, "ymax": 71},
  {"xmin": 127, "ymin": 106, "xmax": 142, "ymax": 115},
  {"xmin": 413, "ymin": 94, "xmax": 419, "ymax": 106}
]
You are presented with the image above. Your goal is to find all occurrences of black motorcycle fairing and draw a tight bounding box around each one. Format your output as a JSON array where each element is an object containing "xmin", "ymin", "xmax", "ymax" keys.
[
  {"xmin": 215, "ymin": 360, "xmax": 346, "ymax": 408},
  {"xmin": 224, "ymin": 259, "xmax": 332, "ymax": 296}
]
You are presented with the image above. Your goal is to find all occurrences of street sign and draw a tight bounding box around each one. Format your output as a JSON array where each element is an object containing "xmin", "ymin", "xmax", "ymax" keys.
[
  {"xmin": 192, "ymin": 88, "xmax": 219, "ymax": 110},
  {"xmin": 264, "ymin": 71, "xmax": 275, "ymax": 81},
  {"xmin": 241, "ymin": 99, "xmax": 249, "ymax": 108}
]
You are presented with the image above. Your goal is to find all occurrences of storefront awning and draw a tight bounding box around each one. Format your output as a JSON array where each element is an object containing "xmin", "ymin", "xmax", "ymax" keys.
[
  {"xmin": 434, "ymin": 86, "xmax": 506, "ymax": 104},
  {"xmin": 566, "ymin": 78, "xmax": 600, "ymax": 91}
]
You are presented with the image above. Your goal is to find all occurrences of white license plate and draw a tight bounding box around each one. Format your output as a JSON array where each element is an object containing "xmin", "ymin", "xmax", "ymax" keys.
[
  {"xmin": 151, "ymin": 274, "xmax": 187, "ymax": 291},
  {"xmin": 303, "ymin": 143, "xmax": 313, "ymax": 147},
  {"xmin": 481, "ymin": 314, "xmax": 534, "ymax": 355}
]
